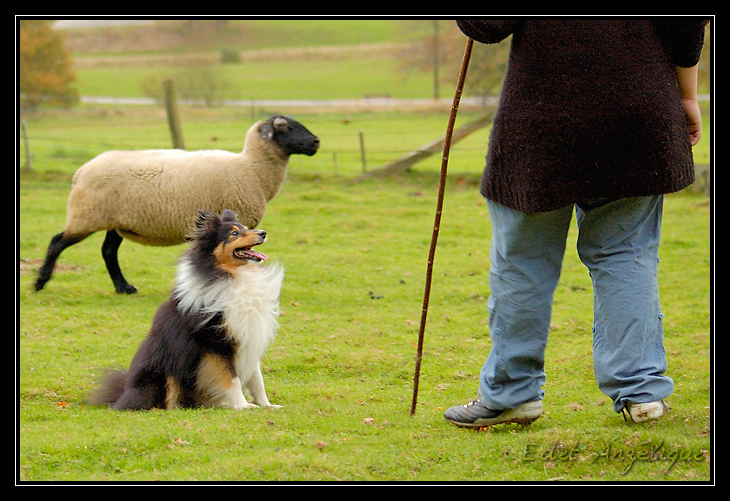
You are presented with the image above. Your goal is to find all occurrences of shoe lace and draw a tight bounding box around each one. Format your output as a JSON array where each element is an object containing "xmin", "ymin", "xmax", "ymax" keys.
[
  {"xmin": 621, "ymin": 406, "xmax": 630, "ymax": 422},
  {"xmin": 620, "ymin": 401, "xmax": 669, "ymax": 423}
]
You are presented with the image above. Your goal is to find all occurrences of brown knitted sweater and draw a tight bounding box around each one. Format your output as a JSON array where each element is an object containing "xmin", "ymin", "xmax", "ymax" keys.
[{"xmin": 457, "ymin": 19, "xmax": 708, "ymax": 213}]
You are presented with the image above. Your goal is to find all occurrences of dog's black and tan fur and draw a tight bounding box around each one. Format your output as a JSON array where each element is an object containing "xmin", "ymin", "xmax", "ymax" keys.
[{"xmin": 89, "ymin": 209, "xmax": 284, "ymax": 410}]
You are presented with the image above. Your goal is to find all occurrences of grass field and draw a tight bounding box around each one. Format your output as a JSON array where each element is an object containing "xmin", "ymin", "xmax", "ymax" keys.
[
  {"xmin": 17, "ymin": 20, "xmax": 712, "ymax": 483},
  {"xmin": 17, "ymin": 107, "xmax": 712, "ymax": 483},
  {"xmin": 77, "ymin": 56, "xmax": 437, "ymax": 101}
]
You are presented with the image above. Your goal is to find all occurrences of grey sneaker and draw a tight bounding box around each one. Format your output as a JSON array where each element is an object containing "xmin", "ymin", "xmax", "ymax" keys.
[
  {"xmin": 624, "ymin": 400, "xmax": 670, "ymax": 423},
  {"xmin": 444, "ymin": 399, "xmax": 542, "ymax": 428}
]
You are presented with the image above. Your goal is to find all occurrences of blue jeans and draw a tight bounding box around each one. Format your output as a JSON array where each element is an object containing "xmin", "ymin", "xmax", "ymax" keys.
[{"xmin": 478, "ymin": 196, "xmax": 673, "ymax": 413}]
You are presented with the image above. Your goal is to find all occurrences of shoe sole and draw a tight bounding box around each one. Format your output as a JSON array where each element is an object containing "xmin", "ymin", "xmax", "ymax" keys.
[{"xmin": 446, "ymin": 400, "xmax": 543, "ymax": 428}]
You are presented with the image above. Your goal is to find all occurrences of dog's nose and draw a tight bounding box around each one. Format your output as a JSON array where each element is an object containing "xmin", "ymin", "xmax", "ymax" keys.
[{"xmin": 258, "ymin": 230, "xmax": 267, "ymax": 239}]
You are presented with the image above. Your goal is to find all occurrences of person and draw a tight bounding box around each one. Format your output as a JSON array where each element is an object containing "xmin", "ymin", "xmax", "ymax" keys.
[{"xmin": 444, "ymin": 19, "xmax": 709, "ymax": 428}]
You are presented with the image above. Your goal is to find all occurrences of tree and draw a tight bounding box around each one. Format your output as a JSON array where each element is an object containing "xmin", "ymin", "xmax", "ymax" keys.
[
  {"xmin": 397, "ymin": 20, "xmax": 510, "ymax": 103},
  {"xmin": 141, "ymin": 58, "xmax": 231, "ymax": 108},
  {"xmin": 18, "ymin": 20, "xmax": 79, "ymax": 110}
]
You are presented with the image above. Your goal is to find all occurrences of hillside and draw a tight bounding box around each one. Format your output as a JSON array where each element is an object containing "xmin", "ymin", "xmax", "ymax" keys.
[
  {"xmin": 61, "ymin": 19, "xmax": 427, "ymax": 58},
  {"xmin": 58, "ymin": 19, "xmax": 449, "ymax": 101}
]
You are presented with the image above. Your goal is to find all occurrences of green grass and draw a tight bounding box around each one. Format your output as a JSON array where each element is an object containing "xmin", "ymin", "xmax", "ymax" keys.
[
  {"xmin": 17, "ymin": 105, "xmax": 711, "ymax": 482},
  {"xmin": 76, "ymin": 56, "xmax": 435, "ymax": 101},
  {"xmin": 226, "ymin": 19, "xmax": 424, "ymax": 48}
]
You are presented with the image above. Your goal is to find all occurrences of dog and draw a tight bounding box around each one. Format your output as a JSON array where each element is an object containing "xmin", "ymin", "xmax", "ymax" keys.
[{"xmin": 89, "ymin": 209, "xmax": 284, "ymax": 410}]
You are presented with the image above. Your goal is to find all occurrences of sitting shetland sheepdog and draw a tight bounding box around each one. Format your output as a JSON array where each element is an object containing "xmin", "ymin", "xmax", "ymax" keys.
[{"xmin": 89, "ymin": 209, "xmax": 284, "ymax": 410}]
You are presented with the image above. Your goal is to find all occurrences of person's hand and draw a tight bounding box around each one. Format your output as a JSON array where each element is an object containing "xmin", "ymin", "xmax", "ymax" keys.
[
  {"xmin": 680, "ymin": 97, "xmax": 702, "ymax": 146},
  {"xmin": 676, "ymin": 64, "xmax": 702, "ymax": 146}
]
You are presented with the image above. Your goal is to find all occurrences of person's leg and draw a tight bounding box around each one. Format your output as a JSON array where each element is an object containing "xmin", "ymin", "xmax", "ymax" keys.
[
  {"xmin": 477, "ymin": 200, "xmax": 573, "ymax": 410},
  {"xmin": 575, "ymin": 196, "xmax": 673, "ymax": 414}
]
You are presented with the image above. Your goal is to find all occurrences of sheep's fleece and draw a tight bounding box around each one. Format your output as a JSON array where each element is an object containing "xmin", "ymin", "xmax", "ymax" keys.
[
  {"xmin": 66, "ymin": 115, "xmax": 319, "ymax": 245},
  {"xmin": 34, "ymin": 115, "xmax": 318, "ymax": 293}
]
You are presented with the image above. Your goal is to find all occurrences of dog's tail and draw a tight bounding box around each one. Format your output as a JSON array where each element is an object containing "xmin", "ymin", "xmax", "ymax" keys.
[{"xmin": 87, "ymin": 368, "xmax": 128, "ymax": 407}]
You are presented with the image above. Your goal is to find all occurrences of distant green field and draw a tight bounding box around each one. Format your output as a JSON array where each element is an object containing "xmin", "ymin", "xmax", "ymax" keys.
[
  {"xmin": 76, "ymin": 56, "xmax": 436, "ymax": 101},
  {"xmin": 71, "ymin": 19, "xmax": 438, "ymax": 100},
  {"xmin": 70, "ymin": 19, "xmax": 428, "ymax": 55},
  {"xmin": 226, "ymin": 19, "xmax": 426, "ymax": 48}
]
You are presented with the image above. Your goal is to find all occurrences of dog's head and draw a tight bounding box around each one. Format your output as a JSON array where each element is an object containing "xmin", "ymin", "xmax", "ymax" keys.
[{"xmin": 189, "ymin": 209, "xmax": 269, "ymax": 275}]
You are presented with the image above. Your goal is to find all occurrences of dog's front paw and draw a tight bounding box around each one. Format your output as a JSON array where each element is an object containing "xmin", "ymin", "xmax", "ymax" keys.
[
  {"xmin": 233, "ymin": 401, "xmax": 258, "ymax": 410},
  {"xmin": 224, "ymin": 394, "xmax": 256, "ymax": 410}
]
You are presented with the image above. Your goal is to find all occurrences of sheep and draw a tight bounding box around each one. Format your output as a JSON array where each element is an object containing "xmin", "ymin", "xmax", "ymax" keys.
[{"xmin": 34, "ymin": 115, "xmax": 319, "ymax": 294}]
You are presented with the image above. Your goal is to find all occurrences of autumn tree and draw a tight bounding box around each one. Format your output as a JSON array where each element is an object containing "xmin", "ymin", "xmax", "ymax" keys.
[{"xmin": 18, "ymin": 20, "xmax": 79, "ymax": 110}]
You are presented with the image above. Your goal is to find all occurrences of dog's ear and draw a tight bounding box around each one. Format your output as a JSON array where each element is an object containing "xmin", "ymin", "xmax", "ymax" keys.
[
  {"xmin": 196, "ymin": 209, "xmax": 219, "ymax": 226},
  {"xmin": 220, "ymin": 209, "xmax": 238, "ymax": 223},
  {"xmin": 188, "ymin": 209, "xmax": 220, "ymax": 241}
]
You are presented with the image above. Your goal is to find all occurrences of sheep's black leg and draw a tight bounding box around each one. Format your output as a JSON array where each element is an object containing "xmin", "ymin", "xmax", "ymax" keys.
[
  {"xmin": 34, "ymin": 232, "xmax": 86, "ymax": 291},
  {"xmin": 102, "ymin": 230, "xmax": 137, "ymax": 294}
]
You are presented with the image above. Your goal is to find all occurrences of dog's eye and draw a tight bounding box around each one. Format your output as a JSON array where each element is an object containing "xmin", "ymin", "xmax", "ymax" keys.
[{"xmin": 230, "ymin": 230, "xmax": 239, "ymax": 236}]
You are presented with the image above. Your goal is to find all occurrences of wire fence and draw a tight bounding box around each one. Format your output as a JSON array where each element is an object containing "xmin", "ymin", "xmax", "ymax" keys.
[
  {"xmin": 18, "ymin": 100, "xmax": 497, "ymax": 178},
  {"xmin": 18, "ymin": 95, "xmax": 711, "ymax": 184}
]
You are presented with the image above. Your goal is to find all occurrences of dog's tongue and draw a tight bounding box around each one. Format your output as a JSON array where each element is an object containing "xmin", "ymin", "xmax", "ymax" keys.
[{"xmin": 243, "ymin": 249, "xmax": 269, "ymax": 261}]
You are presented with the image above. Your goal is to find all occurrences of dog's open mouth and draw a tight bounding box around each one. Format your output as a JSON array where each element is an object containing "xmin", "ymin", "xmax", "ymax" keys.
[{"xmin": 233, "ymin": 246, "xmax": 269, "ymax": 262}]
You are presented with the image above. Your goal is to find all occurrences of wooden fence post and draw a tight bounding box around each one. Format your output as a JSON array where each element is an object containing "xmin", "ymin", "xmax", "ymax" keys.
[
  {"xmin": 21, "ymin": 119, "xmax": 32, "ymax": 172},
  {"xmin": 163, "ymin": 79, "xmax": 185, "ymax": 150},
  {"xmin": 359, "ymin": 130, "xmax": 367, "ymax": 173}
]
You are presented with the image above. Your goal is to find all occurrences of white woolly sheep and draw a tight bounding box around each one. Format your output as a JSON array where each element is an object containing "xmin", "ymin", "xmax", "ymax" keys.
[{"xmin": 35, "ymin": 115, "xmax": 319, "ymax": 294}]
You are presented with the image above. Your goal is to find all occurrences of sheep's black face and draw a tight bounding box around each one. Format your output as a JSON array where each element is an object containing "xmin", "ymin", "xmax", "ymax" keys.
[{"xmin": 262, "ymin": 116, "xmax": 320, "ymax": 157}]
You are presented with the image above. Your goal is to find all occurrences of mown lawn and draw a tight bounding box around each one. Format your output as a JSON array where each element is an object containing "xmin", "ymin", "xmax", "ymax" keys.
[{"xmin": 17, "ymin": 105, "xmax": 711, "ymax": 482}]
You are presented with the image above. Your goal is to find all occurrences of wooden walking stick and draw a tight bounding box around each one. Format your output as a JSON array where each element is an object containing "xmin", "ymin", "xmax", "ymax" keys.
[{"xmin": 410, "ymin": 37, "xmax": 474, "ymax": 416}]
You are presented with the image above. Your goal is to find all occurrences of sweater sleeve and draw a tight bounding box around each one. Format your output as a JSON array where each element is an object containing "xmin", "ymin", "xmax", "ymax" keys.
[
  {"xmin": 662, "ymin": 18, "xmax": 709, "ymax": 67},
  {"xmin": 456, "ymin": 20, "xmax": 519, "ymax": 44}
]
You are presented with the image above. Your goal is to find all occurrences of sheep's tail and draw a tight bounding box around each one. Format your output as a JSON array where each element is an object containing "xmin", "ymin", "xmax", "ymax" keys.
[{"xmin": 87, "ymin": 368, "xmax": 128, "ymax": 407}]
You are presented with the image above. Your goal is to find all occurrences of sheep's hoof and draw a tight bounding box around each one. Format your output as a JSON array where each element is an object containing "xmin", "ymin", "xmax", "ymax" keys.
[{"xmin": 115, "ymin": 284, "xmax": 138, "ymax": 294}]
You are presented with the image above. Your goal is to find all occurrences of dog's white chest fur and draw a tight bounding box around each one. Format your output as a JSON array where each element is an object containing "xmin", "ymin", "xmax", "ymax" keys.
[
  {"xmin": 223, "ymin": 265, "xmax": 283, "ymax": 383},
  {"xmin": 174, "ymin": 261, "xmax": 284, "ymax": 386}
]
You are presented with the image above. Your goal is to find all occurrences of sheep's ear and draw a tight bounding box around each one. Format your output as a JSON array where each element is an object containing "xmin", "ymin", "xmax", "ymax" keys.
[
  {"xmin": 260, "ymin": 122, "xmax": 274, "ymax": 141},
  {"xmin": 273, "ymin": 116, "xmax": 288, "ymax": 129}
]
